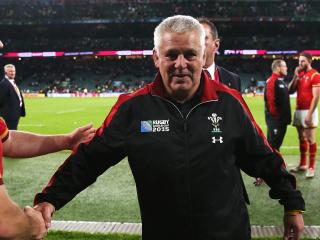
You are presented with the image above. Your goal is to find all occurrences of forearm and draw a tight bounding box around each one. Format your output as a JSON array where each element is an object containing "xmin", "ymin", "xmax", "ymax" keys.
[
  {"xmin": 0, "ymin": 207, "xmax": 32, "ymax": 240},
  {"xmin": 0, "ymin": 188, "xmax": 32, "ymax": 239},
  {"xmin": 4, "ymin": 131, "xmax": 71, "ymax": 158},
  {"xmin": 288, "ymin": 76, "xmax": 299, "ymax": 94},
  {"xmin": 256, "ymin": 155, "xmax": 305, "ymax": 211},
  {"xmin": 238, "ymin": 121, "xmax": 304, "ymax": 211},
  {"xmin": 308, "ymin": 95, "xmax": 319, "ymax": 116}
]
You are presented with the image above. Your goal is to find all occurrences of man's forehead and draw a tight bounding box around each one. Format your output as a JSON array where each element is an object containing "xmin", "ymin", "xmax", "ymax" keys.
[
  {"xmin": 299, "ymin": 56, "xmax": 308, "ymax": 61},
  {"xmin": 6, "ymin": 66, "xmax": 15, "ymax": 70},
  {"xmin": 158, "ymin": 31, "xmax": 201, "ymax": 50},
  {"xmin": 163, "ymin": 47, "xmax": 199, "ymax": 54},
  {"xmin": 161, "ymin": 30, "xmax": 199, "ymax": 41}
]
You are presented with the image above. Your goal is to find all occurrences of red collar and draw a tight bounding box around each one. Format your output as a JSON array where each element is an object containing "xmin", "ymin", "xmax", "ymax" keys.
[
  {"xmin": 149, "ymin": 70, "xmax": 219, "ymax": 102},
  {"xmin": 271, "ymin": 73, "xmax": 281, "ymax": 79}
]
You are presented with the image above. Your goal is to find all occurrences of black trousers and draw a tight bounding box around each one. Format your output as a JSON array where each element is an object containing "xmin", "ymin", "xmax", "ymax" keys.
[
  {"xmin": 6, "ymin": 119, "xmax": 19, "ymax": 130},
  {"xmin": 267, "ymin": 124, "xmax": 287, "ymax": 151}
]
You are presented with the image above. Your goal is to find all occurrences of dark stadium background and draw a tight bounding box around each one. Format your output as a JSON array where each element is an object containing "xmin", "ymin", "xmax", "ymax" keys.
[
  {"xmin": 1, "ymin": 0, "xmax": 320, "ymax": 95},
  {"xmin": 2, "ymin": 1, "xmax": 320, "ymax": 239}
]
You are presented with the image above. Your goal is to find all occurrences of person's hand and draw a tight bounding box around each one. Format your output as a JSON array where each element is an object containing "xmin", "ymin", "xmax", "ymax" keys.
[
  {"xmin": 24, "ymin": 206, "xmax": 47, "ymax": 239},
  {"xmin": 0, "ymin": 40, "xmax": 3, "ymax": 49},
  {"xmin": 294, "ymin": 66, "xmax": 302, "ymax": 77},
  {"xmin": 33, "ymin": 202, "xmax": 55, "ymax": 229},
  {"xmin": 304, "ymin": 113, "xmax": 312, "ymax": 127},
  {"xmin": 283, "ymin": 213, "xmax": 304, "ymax": 240},
  {"xmin": 253, "ymin": 178, "xmax": 264, "ymax": 186},
  {"xmin": 67, "ymin": 123, "xmax": 96, "ymax": 150}
]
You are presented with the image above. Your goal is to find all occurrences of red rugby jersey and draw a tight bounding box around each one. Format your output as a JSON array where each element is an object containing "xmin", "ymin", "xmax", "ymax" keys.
[
  {"xmin": 0, "ymin": 118, "xmax": 9, "ymax": 185},
  {"xmin": 296, "ymin": 68, "xmax": 320, "ymax": 110}
]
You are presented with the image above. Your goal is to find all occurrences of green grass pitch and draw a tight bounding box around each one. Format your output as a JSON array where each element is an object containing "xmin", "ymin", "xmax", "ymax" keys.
[
  {"xmin": 45, "ymin": 231, "xmax": 316, "ymax": 240},
  {"xmin": 3, "ymin": 96, "xmax": 320, "ymax": 227}
]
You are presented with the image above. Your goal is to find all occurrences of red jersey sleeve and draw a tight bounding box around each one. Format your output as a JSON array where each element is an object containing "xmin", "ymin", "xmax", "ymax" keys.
[
  {"xmin": 311, "ymin": 72, "xmax": 320, "ymax": 87},
  {"xmin": 0, "ymin": 118, "xmax": 9, "ymax": 142},
  {"xmin": 0, "ymin": 117, "xmax": 9, "ymax": 185}
]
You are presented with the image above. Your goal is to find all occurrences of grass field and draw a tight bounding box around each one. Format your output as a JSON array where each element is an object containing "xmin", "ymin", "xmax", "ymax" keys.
[
  {"xmin": 46, "ymin": 231, "xmax": 316, "ymax": 240},
  {"xmin": 3, "ymin": 96, "xmax": 320, "ymax": 228}
]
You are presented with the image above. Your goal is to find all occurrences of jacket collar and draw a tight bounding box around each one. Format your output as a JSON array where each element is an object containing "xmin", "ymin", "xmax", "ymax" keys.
[
  {"xmin": 149, "ymin": 70, "xmax": 218, "ymax": 102},
  {"xmin": 271, "ymin": 72, "xmax": 281, "ymax": 79}
]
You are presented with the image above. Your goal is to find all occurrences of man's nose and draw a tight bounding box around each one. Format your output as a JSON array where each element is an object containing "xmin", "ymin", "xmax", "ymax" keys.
[{"xmin": 175, "ymin": 55, "xmax": 187, "ymax": 69}]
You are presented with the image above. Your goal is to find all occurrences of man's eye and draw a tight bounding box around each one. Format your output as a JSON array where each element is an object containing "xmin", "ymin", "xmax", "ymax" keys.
[
  {"xmin": 185, "ymin": 53, "xmax": 196, "ymax": 59},
  {"xmin": 166, "ymin": 54, "xmax": 177, "ymax": 60}
]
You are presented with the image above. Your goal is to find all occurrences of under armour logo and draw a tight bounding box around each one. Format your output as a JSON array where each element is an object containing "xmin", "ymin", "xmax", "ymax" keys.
[{"xmin": 212, "ymin": 136, "xmax": 223, "ymax": 143}]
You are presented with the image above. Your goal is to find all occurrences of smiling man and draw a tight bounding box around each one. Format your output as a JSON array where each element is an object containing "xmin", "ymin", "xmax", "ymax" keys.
[
  {"xmin": 34, "ymin": 15, "xmax": 304, "ymax": 240},
  {"xmin": 153, "ymin": 26, "xmax": 204, "ymax": 103}
]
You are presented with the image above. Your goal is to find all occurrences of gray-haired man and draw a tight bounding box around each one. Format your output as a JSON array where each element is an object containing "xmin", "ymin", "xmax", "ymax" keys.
[{"xmin": 34, "ymin": 15, "xmax": 304, "ymax": 240}]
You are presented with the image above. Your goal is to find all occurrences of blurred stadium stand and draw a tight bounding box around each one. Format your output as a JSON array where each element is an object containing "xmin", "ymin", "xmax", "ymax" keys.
[{"xmin": 1, "ymin": 0, "xmax": 320, "ymax": 94}]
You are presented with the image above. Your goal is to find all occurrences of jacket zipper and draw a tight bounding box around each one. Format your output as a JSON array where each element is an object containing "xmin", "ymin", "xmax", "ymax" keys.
[{"xmin": 153, "ymin": 95, "xmax": 217, "ymax": 239}]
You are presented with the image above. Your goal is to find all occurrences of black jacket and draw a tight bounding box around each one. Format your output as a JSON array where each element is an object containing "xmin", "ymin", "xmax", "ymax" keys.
[
  {"xmin": 0, "ymin": 77, "xmax": 25, "ymax": 121},
  {"xmin": 217, "ymin": 65, "xmax": 241, "ymax": 92},
  {"xmin": 264, "ymin": 73, "xmax": 291, "ymax": 126},
  {"xmin": 35, "ymin": 72, "xmax": 304, "ymax": 240},
  {"xmin": 205, "ymin": 66, "xmax": 249, "ymax": 204}
]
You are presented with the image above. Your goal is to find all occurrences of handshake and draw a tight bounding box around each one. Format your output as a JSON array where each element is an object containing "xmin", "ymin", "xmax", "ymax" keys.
[{"xmin": 25, "ymin": 202, "xmax": 55, "ymax": 240}]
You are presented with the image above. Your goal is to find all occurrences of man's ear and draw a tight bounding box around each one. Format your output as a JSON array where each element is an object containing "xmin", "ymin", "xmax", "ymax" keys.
[
  {"xmin": 152, "ymin": 49, "xmax": 159, "ymax": 68},
  {"xmin": 202, "ymin": 50, "xmax": 206, "ymax": 67},
  {"xmin": 215, "ymin": 38, "xmax": 220, "ymax": 49}
]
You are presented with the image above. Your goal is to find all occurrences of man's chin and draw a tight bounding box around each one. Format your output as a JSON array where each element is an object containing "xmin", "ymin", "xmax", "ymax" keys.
[
  {"xmin": 170, "ymin": 87, "xmax": 192, "ymax": 102},
  {"xmin": 171, "ymin": 84, "xmax": 191, "ymax": 93}
]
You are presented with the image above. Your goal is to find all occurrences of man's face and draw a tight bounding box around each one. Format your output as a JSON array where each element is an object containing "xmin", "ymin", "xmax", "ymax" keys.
[
  {"xmin": 202, "ymin": 23, "xmax": 220, "ymax": 67},
  {"xmin": 5, "ymin": 67, "xmax": 16, "ymax": 79},
  {"xmin": 153, "ymin": 30, "xmax": 205, "ymax": 102},
  {"xmin": 279, "ymin": 61, "xmax": 288, "ymax": 76},
  {"xmin": 299, "ymin": 56, "xmax": 310, "ymax": 71}
]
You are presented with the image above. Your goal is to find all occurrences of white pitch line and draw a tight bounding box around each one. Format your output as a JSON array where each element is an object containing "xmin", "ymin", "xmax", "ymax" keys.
[
  {"xmin": 259, "ymin": 124, "xmax": 296, "ymax": 129},
  {"xmin": 49, "ymin": 220, "xmax": 320, "ymax": 237},
  {"xmin": 56, "ymin": 108, "xmax": 84, "ymax": 114},
  {"xmin": 19, "ymin": 123, "xmax": 45, "ymax": 127},
  {"xmin": 281, "ymin": 146, "xmax": 299, "ymax": 149}
]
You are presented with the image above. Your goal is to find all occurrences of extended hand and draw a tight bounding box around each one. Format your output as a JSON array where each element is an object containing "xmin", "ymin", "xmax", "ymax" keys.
[
  {"xmin": 24, "ymin": 206, "xmax": 47, "ymax": 239},
  {"xmin": 283, "ymin": 213, "xmax": 304, "ymax": 240},
  {"xmin": 33, "ymin": 202, "xmax": 55, "ymax": 229},
  {"xmin": 68, "ymin": 123, "xmax": 96, "ymax": 150},
  {"xmin": 294, "ymin": 66, "xmax": 302, "ymax": 77},
  {"xmin": 304, "ymin": 114, "xmax": 312, "ymax": 127}
]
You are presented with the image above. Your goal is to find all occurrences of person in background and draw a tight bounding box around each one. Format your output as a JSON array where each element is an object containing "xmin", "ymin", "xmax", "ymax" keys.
[
  {"xmin": 264, "ymin": 59, "xmax": 291, "ymax": 151},
  {"xmin": 198, "ymin": 17, "xmax": 241, "ymax": 92},
  {"xmin": 289, "ymin": 52, "xmax": 320, "ymax": 178},
  {"xmin": 0, "ymin": 64, "xmax": 26, "ymax": 130}
]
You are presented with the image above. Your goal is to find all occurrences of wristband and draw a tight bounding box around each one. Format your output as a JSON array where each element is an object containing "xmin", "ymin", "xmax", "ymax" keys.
[{"xmin": 286, "ymin": 210, "xmax": 304, "ymax": 216}]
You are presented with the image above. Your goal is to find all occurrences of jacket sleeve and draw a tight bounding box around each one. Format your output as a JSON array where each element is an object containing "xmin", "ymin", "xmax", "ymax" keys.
[
  {"xmin": 0, "ymin": 81, "xmax": 7, "ymax": 107},
  {"xmin": 229, "ymin": 71, "xmax": 241, "ymax": 92},
  {"xmin": 234, "ymin": 100, "xmax": 305, "ymax": 211},
  {"xmin": 34, "ymin": 101, "xmax": 128, "ymax": 210},
  {"xmin": 235, "ymin": 74, "xmax": 241, "ymax": 92}
]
